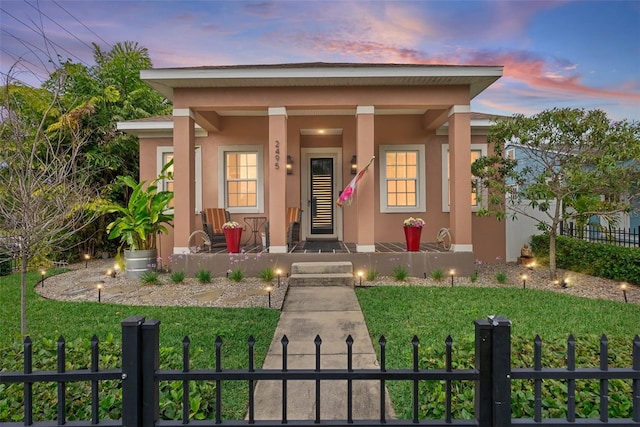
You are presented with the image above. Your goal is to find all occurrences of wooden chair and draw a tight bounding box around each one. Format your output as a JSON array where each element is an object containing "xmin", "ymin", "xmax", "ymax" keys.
[
  {"xmin": 201, "ymin": 208, "xmax": 231, "ymax": 247},
  {"xmin": 264, "ymin": 207, "xmax": 302, "ymax": 250}
]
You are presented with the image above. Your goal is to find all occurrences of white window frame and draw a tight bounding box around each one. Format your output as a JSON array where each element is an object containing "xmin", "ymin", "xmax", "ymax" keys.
[
  {"xmin": 218, "ymin": 145, "xmax": 264, "ymax": 214},
  {"xmin": 156, "ymin": 146, "xmax": 202, "ymax": 214},
  {"xmin": 441, "ymin": 143, "xmax": 487, "ymax": 212},
  {"xmin": 379, "ymin": 144, "xmax": 426, "ymax": 213}
]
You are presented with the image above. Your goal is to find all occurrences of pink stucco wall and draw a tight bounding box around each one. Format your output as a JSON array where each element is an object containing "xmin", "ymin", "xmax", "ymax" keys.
[{"xmin": 139, "ymin": 112, "xmax": 505, "ymax": 263}]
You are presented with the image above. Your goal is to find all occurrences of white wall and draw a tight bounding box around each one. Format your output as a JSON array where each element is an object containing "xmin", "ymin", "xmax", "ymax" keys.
[{"xmin": 506, "ymin": 201, "xmax": 557, "ymax": 262}]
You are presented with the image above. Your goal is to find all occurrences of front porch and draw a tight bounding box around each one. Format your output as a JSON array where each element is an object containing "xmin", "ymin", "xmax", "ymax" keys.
[{"xmin": 173, "ymin": 240, "xmax": 475, "ymax": 280}]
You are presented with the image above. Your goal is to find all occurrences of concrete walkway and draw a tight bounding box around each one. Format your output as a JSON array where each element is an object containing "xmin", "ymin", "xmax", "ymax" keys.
[{"xmin": 252, "ymin": 286, "xmax": 395, "ymax": 421}]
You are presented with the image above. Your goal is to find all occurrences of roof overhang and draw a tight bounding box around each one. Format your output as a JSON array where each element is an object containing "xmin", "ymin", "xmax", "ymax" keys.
[
  {"xmin": 117, "ymin": 120, "xmax": 208, "ymax": 138},
  {"xmin": 141, "ymin": 63, "xmax": 503, "ymax": 100}
]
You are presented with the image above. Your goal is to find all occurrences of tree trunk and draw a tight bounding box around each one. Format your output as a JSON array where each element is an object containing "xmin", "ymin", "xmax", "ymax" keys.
[
  {"xmin": 20, "ymin": 253, "xmax": 28, "ymax": 335},
  {"xmin": 548, "ymin": 228, "xmax": 557, "ymax": 280}
]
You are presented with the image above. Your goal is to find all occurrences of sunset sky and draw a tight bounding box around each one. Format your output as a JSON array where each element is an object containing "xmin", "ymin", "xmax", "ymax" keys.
[{"xmin": 1, "ymin": 0, "xmax": 639, "ymax": 120}]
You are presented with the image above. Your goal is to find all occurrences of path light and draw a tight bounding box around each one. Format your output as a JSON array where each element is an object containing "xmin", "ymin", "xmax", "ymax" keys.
[
  {"xmin": 449, "ymin": 269, "xmax": 455, "ymax": 287},
  {"xmin": 561, "ymin": 278, "xmax": 568, "ymax": 288},
  {"xmin": 84, "ymin": 253, "xmax": 90, "ymax": 268},
  {"xmin": 265, "ymin": 285, "xmax": 273, "ymax": 308},
  {"xmin": 276, "ymin": 268, "xmax": 282, "ymax": 287},
  {"xmin": 40, "ymin": 269, "xmax": 46, "ymax": 287},
  {"xmin": 621, "ymin": 282, "xmax": 628, "ymax": 303},
  {"xmin": 521, "ymin": 274, "xmax": 527, "ymax": 289},
  {"xmin": 527, "ymin": 261, "xmax": 536, "ymax": 270},
  {"xmin": 357, "ymin": 270, "xmax": 364, "ymax": 287},
  {"xmin": 97, "ymin": 283, "xmax": 103, "ymax": 302},
  {"xmin": 113, "ymin": 263, "xmax": 120, "ymax": 277}
]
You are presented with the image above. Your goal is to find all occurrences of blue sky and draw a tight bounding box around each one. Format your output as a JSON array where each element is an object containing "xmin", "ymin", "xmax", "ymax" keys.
[{"xmin": 1, "ymin": 0, "xmax": 639, "ymax": 120}]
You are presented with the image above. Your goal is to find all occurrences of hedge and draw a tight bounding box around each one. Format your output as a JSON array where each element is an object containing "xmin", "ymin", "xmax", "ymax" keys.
[{"xmin": 530, "ymin": 234, "xmax": 640, "ymax": 285}]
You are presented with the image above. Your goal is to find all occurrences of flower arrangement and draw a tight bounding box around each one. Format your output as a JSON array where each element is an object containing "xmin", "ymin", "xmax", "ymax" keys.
[
  {"xmin": 222, "ymin": 221, "xmax": 242, "ymax": 229},
  {"xmin": 403, "ymin": 217, "xmax": 425, "ymax": 228}
]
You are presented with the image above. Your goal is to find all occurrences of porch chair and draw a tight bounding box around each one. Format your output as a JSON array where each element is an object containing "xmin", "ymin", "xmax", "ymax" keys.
[
  {"xmin": 201, "ymin": 208, "xmax": 231, "ymax": 247},
  {"xmin": 264, "ymin": 207, "xmax": 302, "ymax": 250}
]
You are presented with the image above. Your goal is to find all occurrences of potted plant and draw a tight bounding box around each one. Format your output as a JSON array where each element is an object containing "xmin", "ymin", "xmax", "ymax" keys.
[
  {"xmin": 101, "ymin": 162, "xmax": 174, "ymax": 278},
  {"xmin": 222, "ymin": 221, "xmax": 243, "ymax": 253},
  {"xmin": 403, "ymin": 217, "xmax": 425, "ymax": 251}
]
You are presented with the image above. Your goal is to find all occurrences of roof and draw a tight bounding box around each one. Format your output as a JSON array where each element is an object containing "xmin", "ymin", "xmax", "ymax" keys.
[{"xmin": 141, "ymin": 62, "xmax": 503, "ymax": 100}]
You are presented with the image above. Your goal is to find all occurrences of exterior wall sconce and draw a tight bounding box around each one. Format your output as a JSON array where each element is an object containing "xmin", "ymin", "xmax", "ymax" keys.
[
  {"xmin": 350, "ymin": 155, "xmax": 357, "ymax": 174},
  {"xmin": 286, "ymin": 155, "xmax": 293, "ymax": 175}
]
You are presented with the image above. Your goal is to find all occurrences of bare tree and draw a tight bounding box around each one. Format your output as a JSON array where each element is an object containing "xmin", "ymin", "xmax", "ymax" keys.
[{"xmin": 1, "ymin": 62, "xmax": 98, "ymax": 335}]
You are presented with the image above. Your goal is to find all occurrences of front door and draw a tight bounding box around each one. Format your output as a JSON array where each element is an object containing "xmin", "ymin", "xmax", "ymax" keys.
[
  {"xmin": 310, "ymin": 158, "xmax": 334, "ymax": 235},
  {"xmin": 301, "ymin": 149, "xmax": 342, "ymax": 240}
]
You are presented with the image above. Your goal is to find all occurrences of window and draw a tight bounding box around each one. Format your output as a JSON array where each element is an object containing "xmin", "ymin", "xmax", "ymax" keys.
[
  {"xmin": 218, "ymin": 145, "xmax": 264, "ymax": 213},
  {"xmin": 379, "ymin": 144, "xmax": 426, "ymax": 213},
  {"xmin": 441, "ymin": 144, "xmax": 487, "ymax": 212},
  {"xmin": 157, "ymin": 146, "xmax": 202, "ymax": 213}
]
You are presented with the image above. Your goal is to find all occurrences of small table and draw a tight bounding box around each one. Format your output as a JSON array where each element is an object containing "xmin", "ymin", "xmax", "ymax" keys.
[{"xmin": 243, "ymin": 216, "xmax": 267, "ymax": 246}]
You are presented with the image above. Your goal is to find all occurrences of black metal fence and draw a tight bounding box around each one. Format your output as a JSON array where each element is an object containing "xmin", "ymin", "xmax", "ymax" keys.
[
  {"xmin": 1, "ymin": 315, "xmax": 639, "ymax": 426},
  {"xmin": 560, "ymin": 223, "xmax": 640, "ymax": 248}
]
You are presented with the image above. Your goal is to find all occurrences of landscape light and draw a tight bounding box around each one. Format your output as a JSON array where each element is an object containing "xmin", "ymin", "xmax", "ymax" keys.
[
  {"xmin": 357, "ymin": 270, "xmax": 364, "ymax": 287},
  {"xmin": 449, "ymin": 269, "xmax": 455, "ymax": 287},
  {"xmin": 621, "ymin": 283, "xmax": 628, "ymax": 303}
]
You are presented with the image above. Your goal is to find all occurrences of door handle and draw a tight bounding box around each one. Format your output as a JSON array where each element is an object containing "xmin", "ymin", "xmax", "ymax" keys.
[{"xmin": 312, "ymin": 197, "xmax": 317, "ymax": 217}]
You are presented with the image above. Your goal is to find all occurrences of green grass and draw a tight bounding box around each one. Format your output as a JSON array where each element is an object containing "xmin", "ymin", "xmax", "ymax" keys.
[
  {"xmin": 3, "ymin": 271, "xmax": 639, "ymax": 422},
  {"xmin": 357, "ymin": 285, "xmax": 640, "ymax": 419},
  {"xmin": 0, "ymin": 270, "xmax": 281, "ymax": 421}
]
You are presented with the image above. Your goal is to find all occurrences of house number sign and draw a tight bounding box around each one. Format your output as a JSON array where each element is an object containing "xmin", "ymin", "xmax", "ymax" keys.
[{"xmin": 274, "ymin": 140, "xmax": 280, "ymax": 169}]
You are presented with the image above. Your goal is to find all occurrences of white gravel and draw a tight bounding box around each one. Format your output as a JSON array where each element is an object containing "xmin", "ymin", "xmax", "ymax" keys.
[{"xmin": 36, "ymin": 258, "xmax": 638, "ymax": 308}]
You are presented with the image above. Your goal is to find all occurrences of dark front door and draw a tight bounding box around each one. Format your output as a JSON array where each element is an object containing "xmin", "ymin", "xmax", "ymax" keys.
[{"xmin": 310, "ymin": 158, "xmax": 334, "ymax": 235}]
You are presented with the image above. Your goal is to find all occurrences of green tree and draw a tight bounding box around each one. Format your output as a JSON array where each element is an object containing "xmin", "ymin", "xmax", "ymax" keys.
[
  {"xmin": 45, "ymin": 42, "xmax": 171, "ymax": 254},
  {"xmin": 473, "ymin": 108, "xmax": 640, "ymax": 278}
]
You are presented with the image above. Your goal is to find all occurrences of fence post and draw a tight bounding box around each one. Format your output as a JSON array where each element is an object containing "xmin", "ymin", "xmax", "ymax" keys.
[
  {"xmin": 490, "ymin": 316, "xmax": 512, "ymax": 427},
  {"xmin": 475, "ymin": 316, "xmax": 512, "ymax": 427},
  {"xmin": 475, "ymin": 318, "xmax": 492, "ymax": 427},
  {"xmin": 141, "ymin": 319, "xmax": 161, "ymax": 427},
  {"xmin": 121, "ymin": 315, "xmax": 145, "ymax": 427}
]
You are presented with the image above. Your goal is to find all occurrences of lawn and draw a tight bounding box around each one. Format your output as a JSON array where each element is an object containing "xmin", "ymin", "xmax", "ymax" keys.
[
  {"xmin": 2, "ymin": 271, "xmax": 639, "ymax": 422},
  {"xmin": 356, "ymin": 285, "xmax": 640, "ymax": 420},
  {"xmin": 0, "ymin": 269, "xmax": 281, "ymax": 421}
]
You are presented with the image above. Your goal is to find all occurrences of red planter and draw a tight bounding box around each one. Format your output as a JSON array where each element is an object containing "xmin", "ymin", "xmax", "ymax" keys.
[
  {"xmin": 224, "ymin": 228, "xmax": 243, "ymax": 253},
  {"xmin": 403, "ymin": 226, "xmax": 422, "ymax": 251}
]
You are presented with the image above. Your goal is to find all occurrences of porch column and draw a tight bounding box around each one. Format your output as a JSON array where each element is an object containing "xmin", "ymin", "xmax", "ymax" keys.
[
  {"xmin": 355, "ymin": 106, "xmax": 376, "ymax": 253},
  {"xmin": 448, "ymin": 105, "xmax": 473, "ymax": 252},
  {"xmin": 172, "ymin": 108, "xmax": 196, "ymax": 254},
  {"xmin": 268, "ymin": 107, "xmax": 288, "ymax": 253}
]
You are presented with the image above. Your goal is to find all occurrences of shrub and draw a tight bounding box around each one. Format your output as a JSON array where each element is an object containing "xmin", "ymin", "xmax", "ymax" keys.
[
  {"xmin": 258, "ymin": 267, "xmax": 274, "ymax": 282},
  {"xmin": 170, "ymin": 271, "xmax": 185, "ymax": 284},
  {"xmin": 228, "ymin": 268, "xmax": 244, "ymax": 282},
  {"xmin": 392, "ymin": 265, "xmax": 409, "ymax": 282},
  {"xmin": 366, "ymin": 269, "xmax": 379, "ymax": 281},
  {"xmin": 531, "ymin": 234, "xmax": 640, "ymax": 284},
  {"xmin": 431, "ymin": 269, "xmax": 444, "ymax": 282},
  {"xmin": 196, "ymin": 269, "xmax": 211, "ymax": 283},
  {"xmin": 469, "ymin": 272, "xmax": 478, "ymax": 283},
  {"xmin": 0, "ymin": 250, "xmax": 11, "ymax": 276},
  {"xmin": 495, "ymin": 272, "xmax": 508, "ymax": 284},
  {"xmin": 140, "ymin": 271, "xmax": 161, "ymax": 285}
]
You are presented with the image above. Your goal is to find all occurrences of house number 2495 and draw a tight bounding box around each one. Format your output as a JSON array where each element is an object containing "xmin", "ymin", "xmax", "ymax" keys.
[{"xmin": 274, "ymin": 140, "xmax": 280, "ymax": 169}]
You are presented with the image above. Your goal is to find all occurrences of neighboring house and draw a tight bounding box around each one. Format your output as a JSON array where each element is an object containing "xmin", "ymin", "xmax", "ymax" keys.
[{"xmin": 118, "ymin": 63, "xmax": 506, "ymax": 274}]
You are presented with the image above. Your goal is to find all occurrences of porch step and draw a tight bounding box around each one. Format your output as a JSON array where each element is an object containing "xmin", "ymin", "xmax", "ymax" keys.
[{"xmin": 289, "ymin": 262, "xmax": 354, "ymax": 287}]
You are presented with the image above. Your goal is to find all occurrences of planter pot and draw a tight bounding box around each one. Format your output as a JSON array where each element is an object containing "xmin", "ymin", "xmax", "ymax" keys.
[
  {"xmin": 403, "ymin": 226, "xmax": 422, "ymax": 251},
  {"xmin": 224, "ymin": 228, "xmax": 243, "ymax": 253},
  {"xmin": 124, "ymin": 249, "xmax": 157, "ymax": 278}
]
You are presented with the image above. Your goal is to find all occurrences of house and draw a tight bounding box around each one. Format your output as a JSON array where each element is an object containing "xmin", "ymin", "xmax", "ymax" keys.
[{"xmin": 118, "ymin": 63, "xmax": 506, "ymax": 277}]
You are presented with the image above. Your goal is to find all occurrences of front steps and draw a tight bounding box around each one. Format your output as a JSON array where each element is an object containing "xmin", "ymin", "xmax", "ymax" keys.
[{"xmin": 288, "ymin": 261, "xmax": 354, "ymax": 287}]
